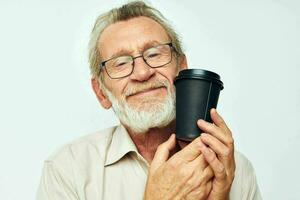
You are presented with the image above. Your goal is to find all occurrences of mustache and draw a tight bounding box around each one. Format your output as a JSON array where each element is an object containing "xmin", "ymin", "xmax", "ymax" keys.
[{"xmin": 124, "ymin": 80, "xmax": 170, "ymax": 97}]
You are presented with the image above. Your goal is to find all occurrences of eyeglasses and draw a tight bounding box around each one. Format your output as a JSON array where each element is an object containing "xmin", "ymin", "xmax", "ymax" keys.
[{"xmin": 100, "ymin": 43, "xmax": 174, "ymax": 79}]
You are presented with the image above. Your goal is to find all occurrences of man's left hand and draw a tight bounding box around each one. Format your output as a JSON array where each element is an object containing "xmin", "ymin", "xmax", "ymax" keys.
[{"xmin": 197, "ymin": 108, "xmax": 236, "ymax": 200}]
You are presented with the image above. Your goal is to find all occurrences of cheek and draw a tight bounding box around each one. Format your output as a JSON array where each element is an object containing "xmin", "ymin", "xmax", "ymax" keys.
[
  {"xmin": 156, "ymin": 66, "xmax": 179, "ymax": 85},
  {"xmin": 104, "ymin": 76, "xmax": 128, "ymax": 98}
]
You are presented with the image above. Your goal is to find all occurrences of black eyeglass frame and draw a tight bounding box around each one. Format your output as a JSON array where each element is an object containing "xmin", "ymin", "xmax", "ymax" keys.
[{"xmin": 99, "ymin": 42, "xmax": 175, "ymax": 79}]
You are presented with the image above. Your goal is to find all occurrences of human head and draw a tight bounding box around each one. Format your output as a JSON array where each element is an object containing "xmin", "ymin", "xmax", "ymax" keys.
[
  {"xmin": 89, "ymin": 1, "xmax": 187, "ymax": 133},
  {"xmin": 88, "ymin": 1, "xmax": 185, "ymax": 82}
]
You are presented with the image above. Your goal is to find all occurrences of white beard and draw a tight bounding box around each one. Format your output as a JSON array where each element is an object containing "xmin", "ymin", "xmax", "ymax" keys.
[{"xmin": 101, "ymin": 79, "xmax": 176, "ymax": 134}]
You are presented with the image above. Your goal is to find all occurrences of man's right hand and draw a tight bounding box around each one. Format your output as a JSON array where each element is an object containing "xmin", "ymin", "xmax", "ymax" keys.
[{"xmin": 143, "ymin": 134, "xmax": 214, "ymax": 200}]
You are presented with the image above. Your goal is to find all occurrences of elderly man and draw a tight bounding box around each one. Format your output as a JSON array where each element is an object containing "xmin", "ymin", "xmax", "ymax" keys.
[{"xmin": 37, "ymin": 1, "xmax": 262, "ymax": 200}]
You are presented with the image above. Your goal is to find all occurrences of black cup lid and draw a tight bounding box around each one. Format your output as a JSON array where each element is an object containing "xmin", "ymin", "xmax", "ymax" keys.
[{"xmin": 174, "ymin": 69, "xmax": 224, "ymax": 89}]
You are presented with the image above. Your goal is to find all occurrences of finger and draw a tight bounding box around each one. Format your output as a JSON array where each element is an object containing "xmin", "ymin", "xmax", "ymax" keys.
[
  {"xmin": 210, "ymin": 108, "xmax": 232, "ymax": 136},
  {"xmin": 173, "ymin": 136, "xmax": 205, "ymax": 162},
  {"xmin": 200, "ymin": 133, "xmax": 232, "ymax": 159},
  {"xmin": 151, "ymin": 134, "xmax": 176, "ymax": 172},
  {"xmin": 187, "ymin": 157, "xmax": 214, "ymax": 186},
  {"xmin": 205, "ymin": 180, "xmax": 212, "ymax": 197},
  {"xmin": 197, "ymin": 119, "xmax": 233, "ymax": 146},
  {"xmin": 200, "ymin": 145, "xmax": 227, "ymax": 181},
  {"xmin": 200, "ymin": 133, "xmax": 234, "ymax": 171},
  {"xmin": 189, "ymin": 154, "xmax": 208, "ymax": 171},
  {"xmin": 186, "ymin": 178, "xmax": 213, "ymax": 199},
  {"xmin": 180, "ymin": 159, "xmax": 213, "ymax": 195},
  {"xmin": 201, "ymin": 166, "xmax": 214, "ymax": 183}
]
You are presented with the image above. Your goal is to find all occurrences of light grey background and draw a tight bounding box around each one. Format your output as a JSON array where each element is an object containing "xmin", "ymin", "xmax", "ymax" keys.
[{"xmin": 0, "ymin": 0, "xmax": 299, "ymax": 199}]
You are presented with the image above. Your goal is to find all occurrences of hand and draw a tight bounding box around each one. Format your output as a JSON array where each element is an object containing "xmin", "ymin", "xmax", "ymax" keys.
[
  {"xmin": 197, "ymin": 108, "xmax": 236, "ymax": 200},
  {"xmin": 144, "ymin": 134, "xmax": 214, "ymax": 200}
]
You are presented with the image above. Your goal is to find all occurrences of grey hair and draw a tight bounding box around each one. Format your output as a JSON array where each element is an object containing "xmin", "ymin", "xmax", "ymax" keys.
[{"xmin": 88, "ymin": 0, "xmax": 185, "ymax": 81}]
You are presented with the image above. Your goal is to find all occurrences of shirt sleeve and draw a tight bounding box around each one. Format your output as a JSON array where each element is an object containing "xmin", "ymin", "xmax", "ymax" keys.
[
  {"xmin": 36, "ymin": 161, "xmax": 79, "ymax": 200},
  {"xmin": 244, "ymin": 160, "xmax": 263, "ymax": 200},
  {"xmin": 230, "ymin": 151, "xmax": 263, "ymax": 200}
]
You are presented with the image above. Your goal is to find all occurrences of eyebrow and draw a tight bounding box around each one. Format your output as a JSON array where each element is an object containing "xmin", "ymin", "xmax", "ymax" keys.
[
  {"xmin": 139, "ymin": 40, "xmax": 163, "ymax": 52},
  {"xmin": 108, "ymin": 40, "xmax": 167, "ymax": 59}
]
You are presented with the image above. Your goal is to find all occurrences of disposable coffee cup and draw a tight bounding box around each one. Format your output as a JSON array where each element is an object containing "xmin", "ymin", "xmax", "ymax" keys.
[{"xmin": 174, "ymin": 69, "xmax": 224, "ymax": 141}]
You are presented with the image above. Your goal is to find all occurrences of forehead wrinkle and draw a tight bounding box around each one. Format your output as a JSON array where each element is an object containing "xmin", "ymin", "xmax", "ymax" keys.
[
  {"xmin": 99, "ymin": 17, "xmax": 171, "ymax": 60},
  {"xmin": 109, "ymin": 48, "xmax": 134, "ymax": 60},
  {"xmin": 138, "ymin": 40, "xmax": 165, "ymax": 52},
  {"xmin": 107, "ymin": 39, "xmax": 169, "ymax": 60}
]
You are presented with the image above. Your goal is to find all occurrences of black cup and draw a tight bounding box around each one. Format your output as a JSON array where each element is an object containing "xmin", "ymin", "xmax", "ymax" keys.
[{"xmin": 174, "ymin": 69, "xmax": 224, "ymax": 141}]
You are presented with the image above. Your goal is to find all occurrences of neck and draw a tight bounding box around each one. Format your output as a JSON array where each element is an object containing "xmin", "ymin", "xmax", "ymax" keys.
[{"xmin": 123, "ymin": 120, "xmax": 179, "ymax": 164}]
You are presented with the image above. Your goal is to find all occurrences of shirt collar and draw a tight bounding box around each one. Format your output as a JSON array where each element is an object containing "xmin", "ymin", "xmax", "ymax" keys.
[{"xmin": 104, "ymin": 124, "xmax": 139, "ymax": 166}]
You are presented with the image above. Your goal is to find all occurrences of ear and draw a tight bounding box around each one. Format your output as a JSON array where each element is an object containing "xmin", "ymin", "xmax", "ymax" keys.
[
  {"xmin": 91, "ymin": 78, "xmax": 112, "ymax": 109},
  {"xmin": 178, "ymin": 54, "xmax": 188, "ymax": 71}
]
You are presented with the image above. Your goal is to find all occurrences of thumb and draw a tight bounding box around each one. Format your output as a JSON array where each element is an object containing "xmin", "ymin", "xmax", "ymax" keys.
[{"xmin": 150, "ymin": 134, "xmax": 176, "ymax": 173}]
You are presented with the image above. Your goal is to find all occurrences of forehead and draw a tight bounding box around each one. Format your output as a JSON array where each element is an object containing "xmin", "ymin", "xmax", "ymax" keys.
[{"xmin": 99, "ymin": 16, "xmax": 170, "ymax": 59}]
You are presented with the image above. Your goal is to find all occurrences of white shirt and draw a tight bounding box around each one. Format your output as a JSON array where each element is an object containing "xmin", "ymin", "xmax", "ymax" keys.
[{"xmin": 36, "ymin": 124, "xmax": 262, "ymax": 200}]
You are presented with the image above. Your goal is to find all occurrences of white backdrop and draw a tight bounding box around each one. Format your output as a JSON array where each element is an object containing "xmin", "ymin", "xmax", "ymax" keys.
[{"xmin": 0, "ymin": 0, "xmax": 299, "ymax": 199}]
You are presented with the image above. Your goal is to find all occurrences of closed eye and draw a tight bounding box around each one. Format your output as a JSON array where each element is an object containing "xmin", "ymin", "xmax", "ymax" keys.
[
  {"xmin": 116, "ymin": 62, "xmax": 127, "ymax": 67},
  {"xmin": 147, "ymin": 53, "xmax": 160, "ymax": 58}
]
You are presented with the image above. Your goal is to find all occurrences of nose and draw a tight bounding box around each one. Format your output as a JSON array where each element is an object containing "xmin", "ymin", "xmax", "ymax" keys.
[{"xmin": 129, "ymin": 56, "xmax": 155, "ymax": 82}]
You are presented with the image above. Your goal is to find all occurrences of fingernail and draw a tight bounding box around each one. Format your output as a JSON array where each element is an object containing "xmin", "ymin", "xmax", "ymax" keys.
[
  {"xmin": 198, "ymin": 119, "xmax": 207, "ymax": 125},
  {"xmin": 211, "ymin": 108, "xmax": 217, "ymax": 114},
  {"xmin": 169, "ymin": 134, "xmax": 176, "ymax": 141},
  {"xmin": 200, "ymin": 133, "xmax": 208, "ymax": 139}
]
